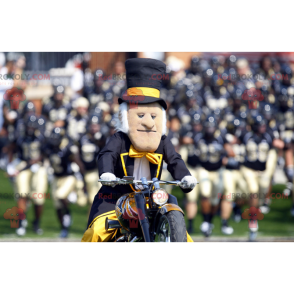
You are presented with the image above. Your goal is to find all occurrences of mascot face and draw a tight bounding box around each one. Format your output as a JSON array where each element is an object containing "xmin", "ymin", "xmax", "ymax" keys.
[{"xmin": 128, "ymin": 102, "xmax": 163, "ymax": 152}]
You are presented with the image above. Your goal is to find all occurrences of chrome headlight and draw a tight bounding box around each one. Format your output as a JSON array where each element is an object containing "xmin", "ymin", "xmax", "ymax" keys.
[{"xmin": 152, "ymin": 189, "xmax": 169, "ymax": 206}]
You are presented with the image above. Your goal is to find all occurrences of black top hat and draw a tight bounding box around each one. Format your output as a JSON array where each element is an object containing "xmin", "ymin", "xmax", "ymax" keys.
[{"xmin": 118, "ymin": 58, "xmax": 168, "ymax": 110}]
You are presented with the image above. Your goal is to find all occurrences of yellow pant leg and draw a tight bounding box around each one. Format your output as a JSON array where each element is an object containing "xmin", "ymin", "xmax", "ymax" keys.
[
  {"xmin": 258, "ymin": 170, "xmax": 271, "ymax": 205},
  {"xmin": 31, "ymin": 166, "xmax": 48, "ymax": 205},
  {"xmin": 223, "ymin": 169, "xmax": 236, "ymax": 202},
  {"xmin": 235, "ymin": 170, "xmax": 248, "ymax": 195},
  {"xmin": 210, "ymin": 169, "xmax": 223, "ymax": 206},
  {"xmin": 186, "ymin": 166, "xmax": 199, "ymax": 203},
  {"xmin": 199, "ymin": 167, "xmax": 212, "ymax": 198},
  {"xmin": 55, "ymin": 176, "xmax": 76, "ymax": 199},
  {"xmin": 198, "ymin": 167, "xmax": 222, "ymax": 204},
  {"xmin": 15, "ymin": 169, "xmax": 32, "ymax": 195},
  {"xmin": 81, "ymin": 211, "xmax": 118, "ymax": 242},
  {"xmin": 241, "ymin": 166, "xmax": 259, "ymax": 194},
  {"xmin": 265, "ymin": 149, "xmax": 277, "ymax": 179},
  {"xmin": 85, "ymin": 170, "xmax": 101, "ymax": 204},
  {"xmin": 223, "ymin": 169, "xmax": 246, "ymax": 201},
  {"xmin": 51, "ymin": 176, "xmax": 76, "ymax": 209},
  {"xmin": 76, "ymin": 179, "xmax": 87, "ymax": 207}
]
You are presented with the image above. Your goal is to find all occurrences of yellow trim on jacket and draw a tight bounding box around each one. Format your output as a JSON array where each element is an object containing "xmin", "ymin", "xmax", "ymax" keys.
[{"xmin": 120, "ymin": 152, "xmax": 163, "ymax": 192}]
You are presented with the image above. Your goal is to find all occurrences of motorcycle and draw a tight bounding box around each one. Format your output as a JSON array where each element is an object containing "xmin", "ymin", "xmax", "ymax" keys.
[{"xmin": 98, "ymin": 176, "xmax": 195, "ymax": 242}]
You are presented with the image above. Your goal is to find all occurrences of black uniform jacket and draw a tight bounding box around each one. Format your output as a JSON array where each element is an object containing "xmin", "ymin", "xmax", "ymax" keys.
[{"xmin": 87, "ymin": 131, "xmax": 192, "ymax": 227}]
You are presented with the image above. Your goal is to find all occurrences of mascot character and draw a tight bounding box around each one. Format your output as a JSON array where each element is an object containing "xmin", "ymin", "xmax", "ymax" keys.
[{"xmin": 82, "ymin": 58, "xmax": 197, "ymax": 242}]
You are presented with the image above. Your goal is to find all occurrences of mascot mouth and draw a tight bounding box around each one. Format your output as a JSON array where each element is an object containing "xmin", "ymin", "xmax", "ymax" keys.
[{"xmin": 137, "ymin": 130, "xmax": 156, "ymax": 132}]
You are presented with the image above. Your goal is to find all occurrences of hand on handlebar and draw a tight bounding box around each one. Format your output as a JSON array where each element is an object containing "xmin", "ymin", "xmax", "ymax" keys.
[
  {"xmin": 99, "ymin": 175, "xmax": 196, "ymax": 189},
  {"xmin": 100, "ymin": 173, "xmax": 117, "ymax": 187},
  {"xmin": 180, "ymin": 175, "xmax": 198, "ymax": 190}
]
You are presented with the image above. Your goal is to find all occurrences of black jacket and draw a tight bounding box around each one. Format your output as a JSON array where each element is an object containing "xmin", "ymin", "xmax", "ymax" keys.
[{"xmin": 87, "ymin": 131, "xmax": 192, "ymax": 227}]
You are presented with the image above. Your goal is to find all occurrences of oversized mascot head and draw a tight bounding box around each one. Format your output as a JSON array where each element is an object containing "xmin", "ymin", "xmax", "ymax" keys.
[{"xmin": 114, "ymin": 58, "xmax": 167, "ymax": 152}]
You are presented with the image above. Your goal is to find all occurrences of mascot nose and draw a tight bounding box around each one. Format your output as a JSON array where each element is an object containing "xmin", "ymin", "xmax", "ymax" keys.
[{"xmin": 141, "ymin": 114, "xmax": 155, "ymax": 129}]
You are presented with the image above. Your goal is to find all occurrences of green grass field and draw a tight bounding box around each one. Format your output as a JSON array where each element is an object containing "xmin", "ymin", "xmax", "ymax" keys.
[
  {"xmin": 0, "ymin": 170, "xmax": 293, "ymax": 240},
  {"xmin": 0, "ymin": 170, "xmax": 89, "ymax": 240}
]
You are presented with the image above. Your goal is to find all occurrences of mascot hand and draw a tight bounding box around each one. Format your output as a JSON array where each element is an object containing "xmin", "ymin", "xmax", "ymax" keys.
[
  {"xmin": 180, "ymin": 175, "xmax": 198, "ymax": 190},
  {"xmin": 100, "ymin": 173, "xmax": 117, "ymax": 187}
]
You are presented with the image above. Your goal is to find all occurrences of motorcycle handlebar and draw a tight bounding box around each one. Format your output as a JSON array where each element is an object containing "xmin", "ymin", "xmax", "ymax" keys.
[{"xmin": 98, "ymin": 178, "xmax": 182, "ymax": 186}]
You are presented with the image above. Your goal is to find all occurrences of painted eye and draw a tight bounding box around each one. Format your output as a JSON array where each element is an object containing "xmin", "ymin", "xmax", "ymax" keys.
[
  {"xmin": 151, "ymin": 115, "xmax": 156, "ymax": 120},
  {"xmin": 16, "ymin": 214, "xmax": 19, "ymax": 216},
  {"xmin": 138, "ymin": 114, "xmax": 144, "ymax": 118}
]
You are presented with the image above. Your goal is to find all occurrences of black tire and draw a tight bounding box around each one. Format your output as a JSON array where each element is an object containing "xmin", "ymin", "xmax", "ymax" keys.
[{"xmin": 155, "ymin": 211, "xmax": 187, "ymax": 242}]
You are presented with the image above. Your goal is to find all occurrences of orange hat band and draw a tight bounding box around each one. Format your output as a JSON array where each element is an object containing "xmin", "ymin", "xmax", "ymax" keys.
[{"xmin": 127, "ymin": 87, "xmax": 160, "ymax": 98}]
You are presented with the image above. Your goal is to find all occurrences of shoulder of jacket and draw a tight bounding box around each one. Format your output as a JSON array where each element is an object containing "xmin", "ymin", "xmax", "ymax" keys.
[
  {"xmin": 161, "ymin": 135, "xmax": 167, "ymax": 144},
  {"xmin": 114, "ymin": 131, "xmax": 125, "ymax": 140}
]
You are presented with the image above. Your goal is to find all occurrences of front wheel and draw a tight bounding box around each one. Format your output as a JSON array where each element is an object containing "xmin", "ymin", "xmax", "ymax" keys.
[{"xmin": 155, "ymin": 211, "xmax": 187, "ymax": 242}]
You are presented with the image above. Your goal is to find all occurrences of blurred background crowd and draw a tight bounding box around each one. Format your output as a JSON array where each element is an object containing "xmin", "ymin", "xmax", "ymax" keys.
[{"xmin": 0, "ymin": 52, "xmax": 294, "ymax": 240}]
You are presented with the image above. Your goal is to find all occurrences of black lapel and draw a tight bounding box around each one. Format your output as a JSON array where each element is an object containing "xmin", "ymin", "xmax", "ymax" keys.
[
  {"xmin": 120, "ymin": 153, "xmax": 138, "ymax": 191},
  {"xmin": 125, "ymin": 155, "xmax": 135, "ymax": 177},
  {"xmin": 149, "ymin": 137, "xmax": 165, "ymax": 179},
  {"xmin": 120, "ymin": 134, "xmax": 165, "ymax": 180},
  {"xmin": 150, "ymin": 162, "xmax": 158, "ymax": 179}
]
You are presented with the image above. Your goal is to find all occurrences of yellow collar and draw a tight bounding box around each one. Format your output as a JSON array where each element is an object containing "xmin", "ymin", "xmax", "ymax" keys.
[{"xmin": 128, "ymin": 145, "xmax": 160, "ymax": 165}]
